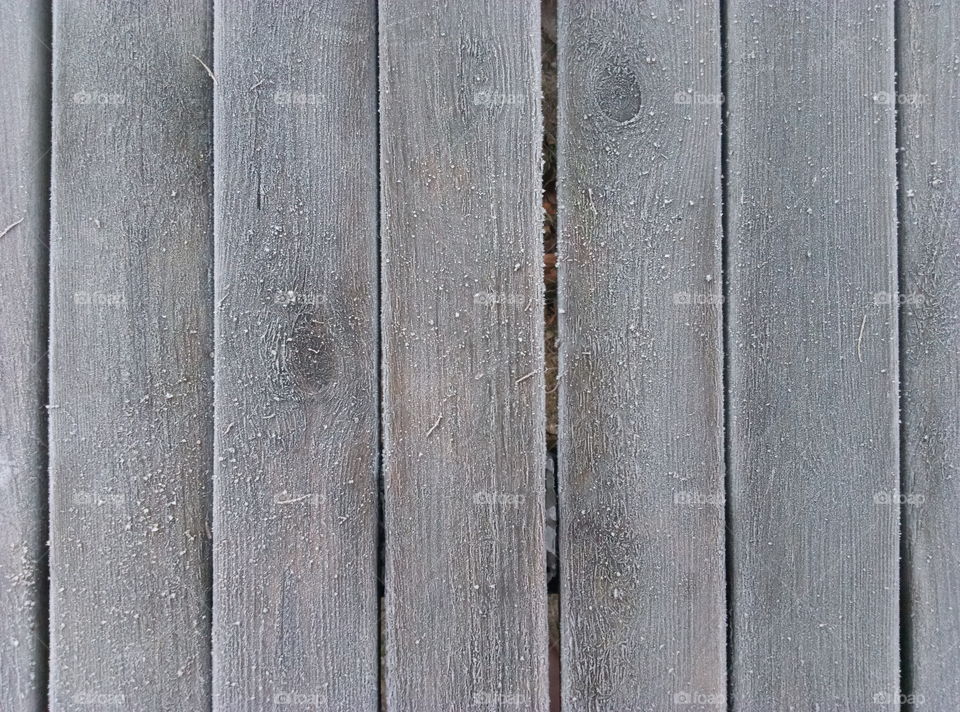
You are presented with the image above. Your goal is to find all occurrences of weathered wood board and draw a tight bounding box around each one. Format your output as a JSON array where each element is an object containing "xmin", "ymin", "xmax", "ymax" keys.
[
  {"xmin": 899, "ymin": 0, "xmax": 960, "ymax": 708},
  {"xmin": 0, "ymin": 2, "xmax": 49, "ymax": 709},
  {"xmin": 49, "ymin": 1, "xmax": 213, "ymax": 709},
  {"xmin": 212, "ymin": 2, "xmax": 380, "ymax": 710},
  {"xmin": 556, "ymin": 1, "xmax": 726, "ymax": 708},
  {"xmin": 726, "ymin": 1, "xmax": 899, "ymax": 708},
  {"xmin": 379, "ymin": 2, "xmax": 548, "ymax": 709}
]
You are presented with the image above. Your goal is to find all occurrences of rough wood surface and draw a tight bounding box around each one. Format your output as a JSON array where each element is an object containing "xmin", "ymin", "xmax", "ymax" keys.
[
  {"xmin": 726, "ymin": 1, "xmax": 900, "ymax": 708},
  {"xmin": 0, "ymin": 2, "xmax": 48, "ymax": 709},
  {"xmin": 379, "ymin": 2, "xmax": 548, "ymax": 709},
  {"xmin": 899, "ymin": 1, "xmax": 960, "ymax": 707},
  {"xmin": 556, "ymin": 1, "xmax": 726, "ymax": 709},
  {"xmin": 48, "ymin": 2, "xmax": 213, "ymax": 709},
  {"xmin": 212, "ymin": 2, "xmax": 379, "ymax": 710}
]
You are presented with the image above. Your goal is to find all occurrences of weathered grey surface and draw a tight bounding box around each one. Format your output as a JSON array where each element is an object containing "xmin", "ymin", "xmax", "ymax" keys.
[
  {"xmin": 726, "ymin": 1, "xmax": 899, "ymax": 708},
  {"xmin": 899, "ymin": 1, "xmax": 960, "ymax": 707},
  {"xmin": 49, "ymin": 1, "xmax": 213, "ymax": 709},
  {"xmin": 556, "ymin": 1, "xmax": 725, "ymax": 709},
  {"xmin": 0, "ymin": 1, "xmax": 48, "ymax": 709},
  {"xmin": 379, "ymin": 2, "xmax": 548, "ymax": 709},
  {"xmin": 213, "ymin": 2, "xmax": 379, "ymax": 710}
]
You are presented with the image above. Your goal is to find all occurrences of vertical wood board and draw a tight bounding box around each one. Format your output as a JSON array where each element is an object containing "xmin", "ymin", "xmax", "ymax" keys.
[
  {"xmin": 0, "ymin": 1, "xmax": 49, "ymax": 709},
  {"xmin": 726, "ymin": 1, "xmax": 899, "ymax": 707},
  {"xmin": 557, "ymin": 0, "xmax": 726, "ymax": 708},
  {"xmin": 212, "ymin": 2, "xmax": 380, "ymax": 710},
  {"xmin": 49, "ymin": 1, "xmax": 214, "ymax": 709},
  {"xmin": 379, "ymin": 2, "xmax": 548, "ymax": 709},
  {"xmin": 900, "ymin": 0, "xmax": 960, "ymax": 707}
]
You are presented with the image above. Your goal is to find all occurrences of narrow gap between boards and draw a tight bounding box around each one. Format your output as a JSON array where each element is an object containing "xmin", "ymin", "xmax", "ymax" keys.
[
  {"xmin": 541, "ymin": 1, "xmax": 561, "ymax": 709},
  {"xmin": 718, "ymin": 0, "xmax": 735, "ymax": 708},
  {"xmin": 374, "ymin": 3, "xmax": 387, "ymax": 711},
  {"xmin": 204, "ymin": 4, "xmax": 216, "ymax": 710},
  {"xmin": 892, "ymin": 0, "xmax": 914, "ymax": 707},
  {"xmin": 38, "ymin": 1, "xmax": 54, "ymax": 708}
]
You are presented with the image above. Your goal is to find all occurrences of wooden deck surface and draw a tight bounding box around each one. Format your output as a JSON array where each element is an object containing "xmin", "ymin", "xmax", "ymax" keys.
[{"xmin": 0, "ymin": 1, "xmax": 957, "ymax": 710}]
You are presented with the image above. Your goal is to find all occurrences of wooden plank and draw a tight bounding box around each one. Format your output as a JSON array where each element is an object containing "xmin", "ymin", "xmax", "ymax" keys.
[
  {"xmin": 556, "ymin": 1, "xmax": 726, "ymax": 708},
  {"xmin": 900, "ymin": 0, "xmax": 960, "ymax": 707},
  {"xmin": 0, "ymin": 2, "xmax": 48, "ymax": 709},
  {"xmin": 726, "ymin": 1, "xmax": 899, "ymax": 707},
  {"xmin": 212, "ymin": 2, "xmax": 379, "ymax": 710},
  {"xmin": 48, "ymin": 2, "xmax": 213, "ymax": 709},
  {"xmin": 379, "ymin": 2, "xmax": 548, "ymax": 709}
]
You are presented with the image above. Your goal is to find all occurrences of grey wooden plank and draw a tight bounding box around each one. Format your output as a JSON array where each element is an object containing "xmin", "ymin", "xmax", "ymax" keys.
[
  {"xmin": 48, "ymin": 1, "xmax": 213, "ymax": 709},
  {"xmin": 556, "ymin": 1, "xmax": 726, "ymax": 709},
  {"xmin": 900, "ymin": 1, "xmax": 960, "ymax": 707},
  {"xmin": 378, "ymin": 2, "xmax": 548, "ymax": 709},
  {"xmin": 726, "ymin": 1, "xmax": 899, "ymax": 708},
  {"xmin": 212, "ymin": 2, "xmax": 379, "ymax": 710},
  {"xmin": 0, "ymin": 1, "xmax": 48, "ymax": 709}
]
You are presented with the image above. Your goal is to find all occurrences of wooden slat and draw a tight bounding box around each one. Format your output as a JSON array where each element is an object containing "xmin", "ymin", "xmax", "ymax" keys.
[
  {"xmin": 212, "ymin": 3, "xmax": 379, "ymax": 710},
  {"xmin": 900, "ymin": 0, "xmax": 960, "ymax": 707},
  {"xmin": 0, "ymin": 2, "xmax": 48, "ymax": 709},
  {"xmin": 379, "ymin": 2, "xmax": 548, "ymax": 709},
  {"xmin": 726, "ymin": 1, "xmax": 899, "ymax": 707},
  {"xmin": 556, "ymin": 1, "xmax": 726, "ymax": 708},
  {"xmin": 49, "ymin": 2, "xmax": 213, "ymax": 709}
]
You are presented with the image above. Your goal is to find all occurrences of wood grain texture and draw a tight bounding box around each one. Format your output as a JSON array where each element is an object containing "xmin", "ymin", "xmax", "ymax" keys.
[
  {"xmin": 899, "ymin": 1, "xmax": 960, "ymax": 708},
  {"xmin": 556, "ymin": 1, "xmax": 725, "ymax": 709},
  {"xmin": 379, "ymin": 2, "xmax": 548, "ymax": 709},
  {"xmin": 48, "ymin": 1, "xmax": 213, "ymax": 709},
  {"xmin": 212, "ymin": 2, "xmax": 379, "ymax": 710},
  {"xmin": 726, "ymin": 1, "xmax": 899, "ymax": 708},
  {"xmin": 0, "ymin": 1, "xmax": 48, "ymax": 709}
]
